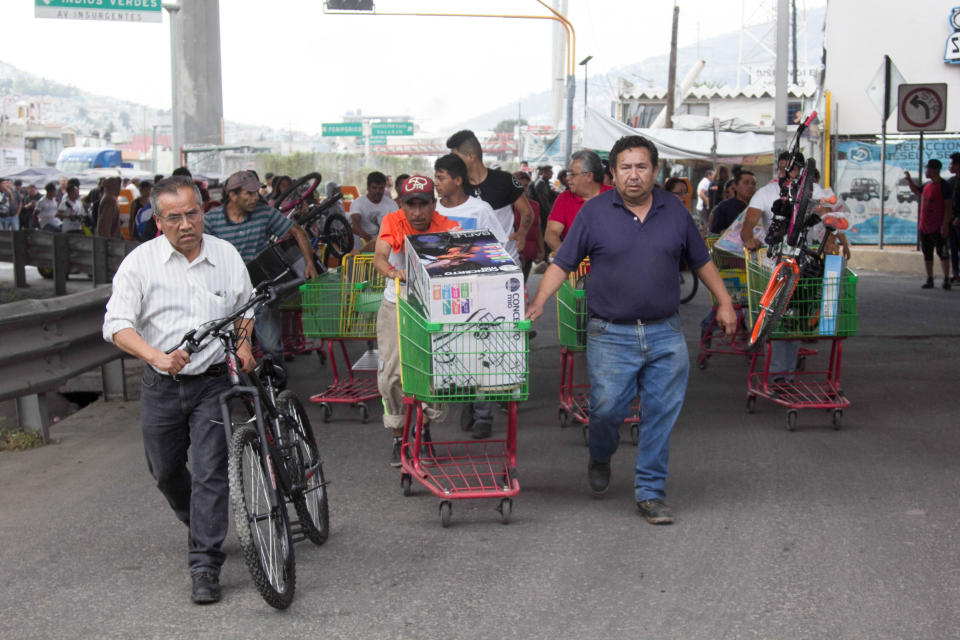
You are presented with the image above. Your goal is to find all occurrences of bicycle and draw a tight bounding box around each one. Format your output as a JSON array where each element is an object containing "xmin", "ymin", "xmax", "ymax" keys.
[
  {"xmin": 746, "ymin": 111, "xmax": 844, "ymax": 352},
  {"xmin": 166, "ymin": 271, "xmax": 330, "ymax": 609}
]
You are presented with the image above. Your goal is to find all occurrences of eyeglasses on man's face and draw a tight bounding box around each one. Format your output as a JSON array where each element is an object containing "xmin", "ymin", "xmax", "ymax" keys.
[{"xmin": 160, "ymin": 211, "xmax": 203, "ymax": 225}]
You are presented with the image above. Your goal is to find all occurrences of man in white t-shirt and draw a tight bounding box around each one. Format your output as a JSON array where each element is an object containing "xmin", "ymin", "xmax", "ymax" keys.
[
  {"xmin": 350, "ymin": 171, "xmax": 396, "ymax": 250},
  {"xmin": 696, "ymin": 169, "xmax": 714, "ymax": 220},
  {"xmin": 431, "ymin": 153, "xmax": 514, "ymax": 441}
]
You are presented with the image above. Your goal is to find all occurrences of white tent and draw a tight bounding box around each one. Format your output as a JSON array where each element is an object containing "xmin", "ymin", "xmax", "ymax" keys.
[{"xmin": 583, "ymin": 107, "xmax": 775, "ymax": 161}]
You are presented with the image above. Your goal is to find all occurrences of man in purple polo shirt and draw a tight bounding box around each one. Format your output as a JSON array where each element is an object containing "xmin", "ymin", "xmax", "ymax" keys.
[{"xmin": 527, "ymin": 135, "xmax": 736, "ymax": 525}]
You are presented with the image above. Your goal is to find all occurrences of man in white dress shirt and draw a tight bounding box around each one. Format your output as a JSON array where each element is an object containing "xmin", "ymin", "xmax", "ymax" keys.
[{"xmin": 103, "ymin": 175, "xmax": 255, "ymax": 605}]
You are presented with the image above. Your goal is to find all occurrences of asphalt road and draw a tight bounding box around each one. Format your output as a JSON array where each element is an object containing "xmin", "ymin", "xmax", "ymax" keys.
[{"xmin": 1, "ymin": 268, "xmax": 959, "ymax": 640}]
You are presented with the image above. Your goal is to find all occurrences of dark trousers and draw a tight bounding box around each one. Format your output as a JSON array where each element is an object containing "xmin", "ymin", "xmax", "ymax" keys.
[
  {"xmin": 949, "ymin": 225, "xmax": 960, "ymax": 277},
  {"xmin": 139, "ymin": 367, "xmax": 231, "ymax": 576}
]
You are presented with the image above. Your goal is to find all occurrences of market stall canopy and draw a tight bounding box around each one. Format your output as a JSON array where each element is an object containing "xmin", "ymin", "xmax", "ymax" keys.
[
  {"xmin": 584, "ymin": 107, "xmax": 775, "ymax": 161},
  {"xmin": 0, "ymin": 166, "xmax": 66, "ymax": 188}
]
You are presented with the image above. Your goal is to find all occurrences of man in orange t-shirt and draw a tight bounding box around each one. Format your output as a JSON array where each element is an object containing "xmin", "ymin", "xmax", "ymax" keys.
[{"xmin": 374, "ymin": 175, "xmax": 461, "ymax": 466}]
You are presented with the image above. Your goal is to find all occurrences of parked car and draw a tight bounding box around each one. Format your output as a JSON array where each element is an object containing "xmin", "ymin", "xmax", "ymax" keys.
[{"xmin": 840, "ymin": 177, "xmax": 890, "ymax": 202}]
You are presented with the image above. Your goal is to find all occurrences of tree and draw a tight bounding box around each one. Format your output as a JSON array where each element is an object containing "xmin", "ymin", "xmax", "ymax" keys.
[{"xmin": 494, "ymin": 119, "xmax": 528, "ymax": 134}]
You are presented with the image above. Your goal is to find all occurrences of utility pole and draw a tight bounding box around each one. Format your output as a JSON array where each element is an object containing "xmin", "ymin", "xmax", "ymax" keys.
[
  {"xmin": 774, "ymin": 0, "xmax": 790, "ymax": 155},
  {"xmin": 665, "ymin": 4, "xmax": 679, "ymax": 129},
  {"xmin": 163, "ymin": 3, "xmax": 180, "ymax": 169}
]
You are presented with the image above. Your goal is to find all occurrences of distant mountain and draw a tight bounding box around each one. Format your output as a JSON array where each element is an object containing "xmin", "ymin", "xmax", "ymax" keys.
[{"xmin": 458, "ymin": 6, "xmax": 825, "ymax": 133}]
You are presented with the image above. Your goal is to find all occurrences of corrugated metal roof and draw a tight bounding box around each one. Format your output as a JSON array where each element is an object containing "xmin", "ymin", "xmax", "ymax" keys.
[{"xmin": 620, "ymin": 83, "xmax": 818, "ymax": 101}]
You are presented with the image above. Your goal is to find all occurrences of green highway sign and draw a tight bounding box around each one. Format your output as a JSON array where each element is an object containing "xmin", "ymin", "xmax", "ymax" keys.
[
  {"xmin": 35, "ymin": 0, "xmax": 162, "ymax": 22},
  {"xmin": 361, "ymin": 136, "xmax": 388, "ymax": 145},
  {"xmin": 322, "ymin": 122, "xmax": 363, "ymax": 137},
  {"xmin": 371, "ymin": 122, "xmax": 414, "ymax": 136}
]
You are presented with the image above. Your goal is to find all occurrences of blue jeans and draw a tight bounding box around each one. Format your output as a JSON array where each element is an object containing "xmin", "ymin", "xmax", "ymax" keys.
[
  {"xmin": 0, "ymin": 216, "xmax": 18, "ymax": 231},
  {"xmin": 586, "ymin": 314, "xmax": 689, "ymax": 502},
  {"xmin": 255, "ymin": 304, "xmax": 286, "ymax": 386}
]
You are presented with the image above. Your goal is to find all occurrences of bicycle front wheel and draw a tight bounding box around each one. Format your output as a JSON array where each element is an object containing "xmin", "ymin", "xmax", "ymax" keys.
[
  {"xmin": 228, "ymin": 424, "xmax": 296, "ymax": 609},
  {"xmin": 747, "ymin": 263, "xmax": 799, "ymax": 352},
  {"xmin": 277, "ymin": 390, "xmax": 330, "ymax": 546},
  {"xmin": 679, "ymin": 266, "xmax": 699, "ymax": 304}
]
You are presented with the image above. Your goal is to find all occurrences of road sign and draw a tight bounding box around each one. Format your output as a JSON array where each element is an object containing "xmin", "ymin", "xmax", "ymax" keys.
[
  {"xmin": 898, "ymin": 83, "xmax": 948, "ymax": 132},
  {"xmin": 322, "ymin": 122, "xmax": 363, "ymax": 137},
  {"xmin": 865, "ymin": 57, "xmax": 905, "ymax": 119},
  {"xmin": 371, "ymin": 122, "xmax": 414, "ymax": 136},
  {"xmin": 361, "ymin": 136, "xmax": 387, "ymax": 145},
  {"xmin": 35, "ymin": 0, "xmax": 162, "ymax": 23}
]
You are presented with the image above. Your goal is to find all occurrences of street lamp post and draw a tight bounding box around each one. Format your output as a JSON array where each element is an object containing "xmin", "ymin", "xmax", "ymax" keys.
[
  {"xmin": 579, "ymin": 55, "xmax": 593, "ymax": 110},
  {"xmin": 163, "ymin": 3, "xmax": 181, "ymax": 170}
]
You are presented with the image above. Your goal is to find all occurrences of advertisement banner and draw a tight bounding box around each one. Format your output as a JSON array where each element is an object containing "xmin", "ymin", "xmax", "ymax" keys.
[{"xmin": 835, "ymin": 138, "xmax": 960, "ymax": 244}]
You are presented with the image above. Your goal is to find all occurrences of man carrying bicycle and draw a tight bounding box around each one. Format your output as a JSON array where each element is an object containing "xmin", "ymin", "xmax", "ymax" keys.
[{"xmin": 103, "ymin": 175, "xmax": 256, "ymax": 605}]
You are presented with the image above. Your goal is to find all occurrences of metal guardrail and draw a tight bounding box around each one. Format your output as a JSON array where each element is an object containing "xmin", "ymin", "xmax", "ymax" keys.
[
  {"xmin": 0, "ymin": 229, "xmax": 138, "ymax": 294},
  {"xmin": 0, "ymin": 287, "xmax": 127, "ymax": 443},
  {"xmin": 0, "ymin": 230, "xmax": 137, "ymax": 442}
]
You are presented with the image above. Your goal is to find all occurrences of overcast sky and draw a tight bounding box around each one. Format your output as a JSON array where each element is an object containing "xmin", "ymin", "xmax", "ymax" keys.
[{"xmin": 2, "ymin": 0, "xmax": 825, "ymax": 135}]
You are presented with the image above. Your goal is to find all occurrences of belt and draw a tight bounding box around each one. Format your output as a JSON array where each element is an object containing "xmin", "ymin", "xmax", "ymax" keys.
[
  {"xmin": 168, "ymin": 363, "xmax": 228, "ymax": 380},
  {"xmin": 591, "ymin": 315, "xmax": 671, "ymax": 326}
]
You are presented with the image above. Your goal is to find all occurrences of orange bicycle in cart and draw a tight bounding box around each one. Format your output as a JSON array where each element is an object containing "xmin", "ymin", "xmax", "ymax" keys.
[{"xmin": 746, "ymin": 112, "xmax": 846, "ymax": 351}]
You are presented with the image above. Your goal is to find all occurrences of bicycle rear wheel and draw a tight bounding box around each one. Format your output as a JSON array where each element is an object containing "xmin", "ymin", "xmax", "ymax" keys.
[
  {"xmin": 747, "ymin": 262, "xmax": 799, "ymax": 352},
  {"xmin": 277, "ymin": 390, "xmax": 329, "ymax": 546},
  {"xmin": 322, "ymin": 212, "xmax": 353, "ymax": 259},
  {"xmin": 275, "ymin": 172, "xmax": 322, "ymax": 213},
  {"xmin": 228, "ymin": 424, "xmax": 296, "ymax": 609}
]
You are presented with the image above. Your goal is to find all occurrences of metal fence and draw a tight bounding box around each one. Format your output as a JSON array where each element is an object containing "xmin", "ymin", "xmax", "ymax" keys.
[
  {"xmin": 0, "ymin": 230, "xmax": 137, "ymax": 442},
  {"xmin": 0, "ymin": 229, "xmax": 137, "ymax": 295}
]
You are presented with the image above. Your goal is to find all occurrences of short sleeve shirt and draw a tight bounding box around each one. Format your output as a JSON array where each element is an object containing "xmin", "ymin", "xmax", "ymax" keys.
[
  {"xmin": 919, "ymin": 180, "xmax": 951, "ymax": 234},
  {"xmin": 554, "ymin": 188, "xmax": 711, "ymax": 322},
  {"xmin": 350, "ymin": 194, "xmax": 396, "ymax": 236},
  {"xmin": 378, "ymin": 209, "xmax": 460, "ymax": 303},
  {"xmin": 204, "ymin": 202, "xmax": 293, "ymax": 263},
  {"xmin": 547, "ymin": 185, "xmax": 614, "ymax": 239},
  {"xmin": 462, "ymin": 168, "xmax": 525, "ymax": 259},
  {"xmin": 709, "ymin": 197, "xmax": 748, "ymax": 234}
]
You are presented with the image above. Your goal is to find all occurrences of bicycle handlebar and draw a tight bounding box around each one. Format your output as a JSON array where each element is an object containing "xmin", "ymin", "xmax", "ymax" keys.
[{"xmin": 294, "ymin": 192, "xmax": 344, "ymax": 228}]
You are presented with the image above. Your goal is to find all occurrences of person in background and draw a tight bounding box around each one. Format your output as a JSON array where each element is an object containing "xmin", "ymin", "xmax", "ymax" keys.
[
  {"xmin": 36, "ymin": 182, "xmax": 61, "ymax": 232},
  {"xmin": 0, "ymin": 179, "xmax": 15, "ymax": 230},
  {"xmin": 350, "ymin": 171, "xmax": 396, "ymax": 250},
  {"xmin": 664, "ymin": 177, "xmax": 690, "ymax": 211},
  {"xmin": 709, "ymin": 170, "xmax": 757, "ymax": 234},
  {"xmin": 129, "ymin": 180, "xmax": 155, "ymax": 241},
  {"xmin": 21, "ymin": 184, "xmax": 41, "ymax": 229},
  {"xmin": 707, "ymin": 166, "xmax": 730, "ymax": 212},
  {"xmin": 96, "ymin": 177, "xmax": 123, "ymax": 239},
  {"xmin": 696, "ymin": 169, "xmax": 715, "ymax": 225},
  {"xmin": 531, "ymin": 165, "xmax": 557, "ymax": 234},
  {"xmin": 557, "ymin": 169, "xmax": 570, "ymax": 192},
  {"xmin": 57, "ymin": 184, "xmax": 85, "ymax": 234},
  {"xmin": 947, "ymin": 152, "xmax": 960, "ymax": 283},
  {"xmin": 513, "ymin": 170, "xmax": 546, "ymax": 281},
  {"xmin": 545, "ymin": 150, "xmax": 612, "ymax": 253},
  {"xmin": 905, "ymin": 159, "xmax": 952, "ymax": 290},
  {"xmin": 268, "ymin": 175, "xmax": 292, "ymax": 208},
  {"xmin": 393, "ymin": 173, "xmax": 410, "ymax": 208}
]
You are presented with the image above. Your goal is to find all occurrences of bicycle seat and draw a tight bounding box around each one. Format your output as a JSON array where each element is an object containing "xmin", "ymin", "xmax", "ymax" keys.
[{"xmin": 822, "ymin": 215, "xmax": 849, "ymax": 230}]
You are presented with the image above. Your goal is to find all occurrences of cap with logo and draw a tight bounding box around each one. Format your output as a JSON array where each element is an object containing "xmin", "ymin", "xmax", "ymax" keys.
[{"xmin": 400, "ymin": 175, "xmax": 435, "ymax": 203}]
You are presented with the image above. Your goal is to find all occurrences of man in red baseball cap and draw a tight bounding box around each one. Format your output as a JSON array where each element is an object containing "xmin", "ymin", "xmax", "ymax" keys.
[{"xmin": 373, "ymin": 176, "xmax": 461, "ymax": 466}]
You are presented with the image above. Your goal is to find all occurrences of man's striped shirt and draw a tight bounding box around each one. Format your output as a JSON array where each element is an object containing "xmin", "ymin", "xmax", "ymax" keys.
[{"xmin": 204, "ymin": 202, "xmax": 293, "ymax": 263}]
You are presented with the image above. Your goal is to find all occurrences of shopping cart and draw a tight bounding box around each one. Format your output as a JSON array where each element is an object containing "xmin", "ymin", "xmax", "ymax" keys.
[
  {"xmin": 697, "ymin": 237, "xmax": 750, "ymax": 369},
  {"xmin": 300, "ymin": 254, "xmax": 384, "ymax": 423},
  {"xmin": 396, "ymin": 292, "xmax": 530, "ymax": 527},
  {"xmin": 744, "ymin": 250, "xmax": 858, "ymax": 431},
  {"xmin": 556, "ymin": 260, "xmax": 640, "ymax": 446}
]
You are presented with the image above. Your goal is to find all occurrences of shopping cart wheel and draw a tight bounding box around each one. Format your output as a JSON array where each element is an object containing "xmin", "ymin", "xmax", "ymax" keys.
[
  {"xmin": 581, "ymin": 425, "xmax": 589, "ymax": 447},
  {"xmin": 558, "ymin": 407, "xmax": 569, "ymax": 428},
  {"xmin": 320, "ymin": 403, "xmax": 332, "ymax": 423},
  {"xmin": 786, "ymin": 410, "xmax": 798, "ymax": 431},
  {"xmin": 400, "ymin": 474, "xmax": 413, "ymax": 497},
  {"xmin": 439, "ymin": 501, "xmax": 452, "ymax": 528},
  {"xmin": 630, "ymin": 423, "xmax": 639, "ymax": 446},
  {"xmin": 359, "ymin": 403, "xmax": 370, "ymax": 424},
  {"xmin": 497, "ymin": 498, "xmax": 513, "ymax": 525},
  {"xmin": 831, "ymin": 409, "xmax": 842, "ymax": 430},
  {"xmin": 746, "ymin": 395, "xmax": 757, "ymax": 414}
]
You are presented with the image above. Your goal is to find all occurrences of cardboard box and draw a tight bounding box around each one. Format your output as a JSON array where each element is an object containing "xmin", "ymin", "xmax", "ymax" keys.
[
  {"xmin": 403, "ymin": 230, "xmax": 527, "ymax": 392},
  {"xmin": 404, "ymin": 230, "xmax": 525, "ymax": 324},
  {"xmin": 818, "ymin": 253, "xmax": 846, "ymax": 336}
]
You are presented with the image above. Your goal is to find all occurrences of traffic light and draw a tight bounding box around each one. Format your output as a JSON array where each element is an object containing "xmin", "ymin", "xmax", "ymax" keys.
[{"xmin": 324, "ymin": 0, "xmax": 375, "ymax": 11}]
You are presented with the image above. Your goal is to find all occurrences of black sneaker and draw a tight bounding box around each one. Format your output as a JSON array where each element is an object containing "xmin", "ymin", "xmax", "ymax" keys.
[
  {"xmin": 191, "ymin": 572, "xmax": 221, "ymax": 604},
  {"xmin": 922, "ymin": 278, "xmax": 934, "ymax": 289},
  {"xmin": 390, "ymin": 439, "xmax": 402, "ymax": 468},
  {"xmin": 587, "ymin": 458, "xmax": 610, "ymax": 497},
  {"xmin": 471, "ymin": 421, "xmax": 492, "ymax": 439},
  {"xmin": 943, "ymin": 279, "xmax": 952, "ymax": 290},
  {"xmin": 636, "ymin": 499, "xmax": 675, "ymax": 525}
]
